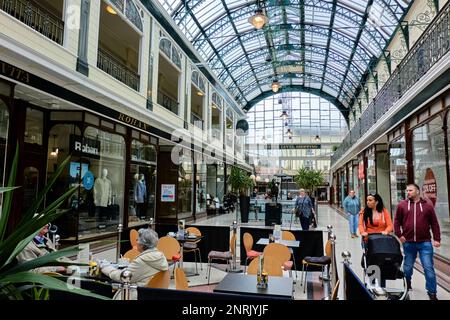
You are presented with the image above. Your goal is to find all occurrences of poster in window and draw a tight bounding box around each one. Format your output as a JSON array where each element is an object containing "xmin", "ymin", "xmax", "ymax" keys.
[
  {"xmin": 422, "ymin": 168, "xmax": 437, "ymax": 207},
  {"xmin": 161, "ymin": 184, "xmax": 175, "ymax": 202}
]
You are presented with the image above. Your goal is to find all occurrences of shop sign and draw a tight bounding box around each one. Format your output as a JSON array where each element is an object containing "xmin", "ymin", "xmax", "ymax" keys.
[
  {"xmin": 423, "ymin": 168, "xmax": 437, "ymax": 207},
  {"xmin": 0, "ymin": 60, "xmax": 30, "ymax": 83},
  {"xmin": 70, "ymin": 135, "xmax": 100, "ymax": 159},
  {"xmin": 358, "ymin": 162, "xmax": 365, "ymax": 179},
  {"xmin": 117, "ymin": 113, "xmax": 149, "ymax": 131},
  {"xmin": 161, "ymin": 184, "xmax": 175, "ymax": 202}
]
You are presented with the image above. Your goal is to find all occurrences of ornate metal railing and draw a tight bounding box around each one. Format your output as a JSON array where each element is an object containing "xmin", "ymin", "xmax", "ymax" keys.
[
  {"xmin": 0, "ymin": 0, "xmax": 64, "ymax": 45},
  {"xmin": 331, "ymin": 2, "xmax": 450, "ymax": 166},
  {"xmin": 97, "ymin": 48, "xmax": 140, "ymax": 91},
  {"xmin": 157, "ymin": 90, "xmax": 179, "ymax": 114}
]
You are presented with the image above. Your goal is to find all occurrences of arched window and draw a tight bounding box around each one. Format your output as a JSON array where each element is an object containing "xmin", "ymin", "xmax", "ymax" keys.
[
  {"xmin": 159, "ymin": 37, "xmax": 182, "ymax": 69},
  {"xmin": 109, "ymin": 0, "xmax": 143, "ymax": 31}
]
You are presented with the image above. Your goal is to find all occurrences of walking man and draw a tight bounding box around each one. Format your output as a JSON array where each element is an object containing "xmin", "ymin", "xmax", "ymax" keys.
[
  {"xmin": 394, "ymin": 183, "xmax": 441, "ymax": 300},
  {"xmin": 343, "ymin": 190, "xmax": 360, "ymax": 238}
]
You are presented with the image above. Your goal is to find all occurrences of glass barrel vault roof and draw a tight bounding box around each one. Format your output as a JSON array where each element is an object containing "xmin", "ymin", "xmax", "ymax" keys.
[{"xmin": 157, "ymin": 0, "xmax": 412, "ymax": 120}]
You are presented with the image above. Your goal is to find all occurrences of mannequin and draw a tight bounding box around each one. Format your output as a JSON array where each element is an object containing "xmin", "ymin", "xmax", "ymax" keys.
[
  {"xmin": 94, "ymin": 168, "xmax": 112, "ymax": 220},
  {"xmin": 134, "ymin": 173, "xmax": 147, "ymax": 219}
]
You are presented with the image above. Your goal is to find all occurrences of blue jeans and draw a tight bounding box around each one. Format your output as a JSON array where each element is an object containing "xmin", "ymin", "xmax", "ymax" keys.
[
  {"xmin": 403, "ymin": 241, "xmax": 436, "ymax": 294},
  {"xmin": 348, "ymin": 214, "xmax": 358, "ymax": 235}
]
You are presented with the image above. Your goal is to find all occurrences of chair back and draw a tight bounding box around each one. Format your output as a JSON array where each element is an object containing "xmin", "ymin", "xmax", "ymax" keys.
[
  {"xmin": 247, "ymin": 255, "xmax": 283, "ymax": 277},
  {"xmin": 282, "ymin": 231, "xmax": 296, "ymax": 241},
  {"xmin": 146, "ymin": 270, "xmax": 170, "ymax": 289},
  {"xmin": 243, "ymin": 233, "xmax": 254, "ymax": 253},
  {"xmin": 123, "ymin": 248, "xmax": 140, "ymax": 261},
  {"xmin": 331, "ymin": 279, "xmax": 340, "ymax": 300},
  {"xmin": 186, "ymin": 227, "xmax": 201, "ymax": 237},
  {"xmin": 157, "ymin": 236, "xmax": 181, "ymax": 261},
  {"xmin": 130, "ymin": 229, "xmax": 139, "ymax": 249},
  {"xmin": 230, "ymin": 233, "xmax": 237, "ymax": 257},
  {"xmin": 174, "ymin": 268, "xmax": 189, "ymax": 290},
  {"xmin": 325, "ymin": 239, "xmax": 332, "ymax": 257},
  {"xmin": 263, "ymin": 243, "xmax": 291, "ymax": 263}
]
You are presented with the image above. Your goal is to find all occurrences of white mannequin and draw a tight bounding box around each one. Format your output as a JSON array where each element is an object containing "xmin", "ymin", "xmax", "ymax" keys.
[{"xmin": 94, "ymin": 168, "xmax": 112, "ymax": 207}]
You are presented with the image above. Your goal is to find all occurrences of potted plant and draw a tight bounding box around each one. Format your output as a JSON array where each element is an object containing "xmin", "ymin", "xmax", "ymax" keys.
[{"xmin": 227, "ymin": 167, "xmax": 254, "ymax": 223}]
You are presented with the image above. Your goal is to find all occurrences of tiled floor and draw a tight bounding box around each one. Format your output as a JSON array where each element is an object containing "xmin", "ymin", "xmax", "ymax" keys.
[{"xmin": 190, "ymin": 204, "xmax": 450, "ymax": 300}]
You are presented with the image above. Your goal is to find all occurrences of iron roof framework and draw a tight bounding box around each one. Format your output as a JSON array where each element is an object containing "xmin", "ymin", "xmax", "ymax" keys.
[{"xmin": 157, "ymin": 0, "xmax": 412, "ymax": 121}]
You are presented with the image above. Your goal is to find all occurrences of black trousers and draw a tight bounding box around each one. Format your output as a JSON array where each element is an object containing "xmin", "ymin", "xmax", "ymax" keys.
[{"xmin": 300, "ymin": 216, "xmax": 310, "ymax": 231}]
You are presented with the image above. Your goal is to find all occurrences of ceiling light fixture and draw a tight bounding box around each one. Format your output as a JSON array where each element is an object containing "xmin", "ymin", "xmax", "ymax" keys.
[
  {"xmin": 315, "ymin": 135, "xmax": 321, "ymax": 143},
  {"xmin": 106, "ymin": 5, "xmax": 117, "ymax": 15},
  {"xmin": 196, "ymin": 91, "xmax": 204, "ymax": 96},
  {"xmin": 280, "ymin": 110, "xmax": 288, "ymax": 121},
  {"xmin": 248, "ymin": 8, "xmax": 269, "ymax": 29},
  {"xmin": 271, "ymin": 79, "xmax": 281, "ymax": 93},
  {"xmin": 286, "ymin": 129, "xmax": 293, "ymax": 138}
]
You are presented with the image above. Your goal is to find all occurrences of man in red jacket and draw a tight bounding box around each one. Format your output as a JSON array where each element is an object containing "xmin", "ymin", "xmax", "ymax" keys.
[{"xmin": 394, "ymin": 183, "xmax": 441, "ymax": 300}]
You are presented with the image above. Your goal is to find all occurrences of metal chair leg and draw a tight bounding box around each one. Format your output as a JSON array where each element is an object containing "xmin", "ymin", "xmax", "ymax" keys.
[
  {"xmin": 198, "ymin": 249, "xmax": 203, "ymax": 270},
  {"xmin": 194, "ymin": 250, "xmax": 198, "ymax": 274},
  {"xmin": 207, "ymin": 258, "xmax": 211, "ymax": 285}
]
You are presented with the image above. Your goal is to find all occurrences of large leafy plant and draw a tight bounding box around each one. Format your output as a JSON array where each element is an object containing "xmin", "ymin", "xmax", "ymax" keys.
[
  {"xmin": 227, "ymin": 167, "xmax": 254, "ymax": 196},
  {"xmin": 0, "ymin": 146, "xmax": 108, "ymax": 300},
  {"xmin": 293, "ymin": 167, "xmax": 325, "ymax": 195}
]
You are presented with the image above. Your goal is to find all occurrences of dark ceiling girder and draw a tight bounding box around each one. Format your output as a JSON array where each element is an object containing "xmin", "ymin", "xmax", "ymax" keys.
[
  {"xmin": 299, "ymin": 0, "xmax": 305, "ymax": 87},
  {"xmin": 320, "ymin": 0, "xmax": 338, "ymax": 92},
  {"xmin": 220, "ymin": 0, "xmax": 263, "ymax": 95},
  {"xmin": 337, "ymin": 0, "xmax": 374, "ymax": 102},
  {"xmin": 182, "ymin": 1, "xmax": 248, "ymax": 104}
]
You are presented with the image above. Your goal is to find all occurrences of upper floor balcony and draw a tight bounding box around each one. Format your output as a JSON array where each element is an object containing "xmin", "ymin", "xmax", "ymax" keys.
[
  {"xmin": 0, "ymin": 0, "xmax": 64, "ymax": 45},
  {"xmin": 331, "ymin": 2, "xmax": 450, "ymax": 167},
  {"xmin": 157, "ymin": 90, "xmax": 179, "ymax": 114},
  {"xmin": 97, "ymin": 47, "xmax": 140, "ymax": 91}
]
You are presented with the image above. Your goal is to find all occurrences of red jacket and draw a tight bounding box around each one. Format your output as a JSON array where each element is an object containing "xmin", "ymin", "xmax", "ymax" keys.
[{"xmin": 394, "ymin": 198, "xmax": 441, "ymax": 243}]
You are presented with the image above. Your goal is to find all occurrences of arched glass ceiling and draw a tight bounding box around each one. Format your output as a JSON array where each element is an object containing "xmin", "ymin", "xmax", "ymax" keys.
[{"xmin": 157, "ymin": 0, "xmax": 412, "ymax": 119}]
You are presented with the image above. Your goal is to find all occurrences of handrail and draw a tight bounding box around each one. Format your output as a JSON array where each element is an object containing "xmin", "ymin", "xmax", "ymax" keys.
[
  {"xmin": 97, "ymin": 48, "xmax": 140, "ymax": 91},
  {"xmin": 331, "ymin": 2, "xmax": 450, "ymax": 166},
  {"xmin": 157, "ymin": 90, "xmax": 179, "ymax": 114},
  {"xmin": 0, "ymin": 0, "xmax": 64, "ymax": 45}
]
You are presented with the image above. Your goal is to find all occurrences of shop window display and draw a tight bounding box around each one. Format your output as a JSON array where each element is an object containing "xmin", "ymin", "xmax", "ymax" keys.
[
  {"xmin": 389, "ymin": 137, "xmax": 407, "ymax": 214},
  {"xmin": 178, "ymin": 161, "xmax": 193, "ymax": 219},
  {"xmin": 413, "ymin": 117, "xmax": 449, "ymax": 259},
  {"xmin": 196, "ymin": 164, "xmax": 207, "ymax": 213},
  {"xmin": 128, "ymin": 138, "xmax": 157, "ymax": 226},
  {"xmin": 366, "ymin": 151, "xmax": 376, "ymax": 195}
]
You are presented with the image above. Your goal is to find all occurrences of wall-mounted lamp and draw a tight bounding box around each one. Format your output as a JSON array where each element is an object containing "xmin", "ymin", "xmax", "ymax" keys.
[
  {"xmin": 106, "ymin": 5, "xmax": 117, "ymax": 15},
  {"xmin": 50, "ymin": 135, "xmax": 59, "ymax": 157},
  {"xmin": 197, "ymin": 91, "xmax": 204, "ymax": 96}
]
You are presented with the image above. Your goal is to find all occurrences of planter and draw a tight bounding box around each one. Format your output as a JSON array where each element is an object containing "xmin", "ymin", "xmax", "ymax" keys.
[{"xmin": 239, "ymin": 195, "xmax": 250, "ymax": 223}]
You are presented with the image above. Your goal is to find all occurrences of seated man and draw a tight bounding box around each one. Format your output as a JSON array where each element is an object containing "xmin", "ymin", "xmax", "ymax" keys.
[
  {"xmin": 100, "ymin": 228, "xmax": 168, "ymax": 300},
  {"xmin": 16, "ymin": 223, "xmax": 67, "ymax": 273}
]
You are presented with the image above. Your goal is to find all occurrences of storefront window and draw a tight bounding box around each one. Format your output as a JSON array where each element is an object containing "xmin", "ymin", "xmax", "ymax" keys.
[
  {"xmin": 358, "ymin": 157, "xmax": 365, "ymax": 207},
  {"xmin": 47, "ymin": 124, "xmax": 82, "ymax": 240},
  {"xmin": 129, "ymin": 138, "xmax": 157, "ymax": 226},
  {"xmin": 77, "ymin": 126, "xmax": 126, "ymax": 239},
  {"xmin": 340, "ymin": 169, "xmax": 346, "ymax": 206},
  {"xmin": 196, "ymin": 164, "xmax": 207, "ymax": 213},
  {"xmin": 217, "ymin": 164, "xmax": 224, "ymax": 202},
  {"xmin": 348, "ymin": 164, "xmax": 353, "ymax": 191},
  {"xmin": 24, "ymin": 108, "xmax": 43, "ymax": 145},
  {"xmin": 0, "ymin": 99, "xmax": 9, "ymax": 191},
  {"xmin": 413, "ymin": 116, "xmax": 449, "ymax": 259},
  {"xmin": 366, "ymin": 150, "xmax": 376, "ymax": 195},
  {"xmin": 390, "ymin": 136, "xmax": 407, "ymax": 214},
  {"xmin": 23, "ymin": 167, "xmax": 39, "ymax": 212},
  {"xmin": 178, "ymin": 161, "xmax": 193, "ymax": 219}
]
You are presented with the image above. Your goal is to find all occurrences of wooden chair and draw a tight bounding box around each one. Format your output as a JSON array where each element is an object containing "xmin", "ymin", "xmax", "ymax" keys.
[
  {"xmin": 183, "ymin": 227, "xmax": 202, "ymax": 274},
  {"xmin": 263, "ymin": 243, "xmax": 293, "ymax": 278},
  {"xmin": 123, "ymin": 248, "xmax": 140, "ymax": 261},
  {"xmin": 301, "ymin": 239, "xmax": 332, "ymax": 293},
  {"xmin": 281, "ymin": 231, "xmax": 298, "ymax": 279},
  {"xmin": 174, "ymin": 267, "xmax": 189, "ymax": 290},
  {"xmin": 246, "ymin": 255, "xmax": 283, "ymax": 277},
  {"xmin": 331, "ymin": 279, "xmax": 340, "ymax": 300},
  {"xmin": 157, "ymin": 236, "xmax": 181, "ymax": 275},
  {"xmin": 130, "ymin": 229, "xmax": 139, "ymax": 250},
  {"xmin": 206, "ymin": 233, "xmax": 236, "ymax": 285},
  {"xmin": 146, "ymin": 270, "xmax": 170, "ymax": 289},
  {"xmin": 243, "ymin": 233, "xmax": 261, "ymax": 272}
]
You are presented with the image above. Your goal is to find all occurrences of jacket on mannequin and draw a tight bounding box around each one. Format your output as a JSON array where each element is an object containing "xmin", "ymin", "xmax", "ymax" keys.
[{"xmin": 94, "ymin": 169, "xmax": 112, "ymax": 207}]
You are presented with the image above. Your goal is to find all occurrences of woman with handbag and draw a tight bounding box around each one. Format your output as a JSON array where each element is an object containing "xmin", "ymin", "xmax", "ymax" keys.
[{"xmin": 294, "ymin": 189, "xmax": 315, "ymax": 230}]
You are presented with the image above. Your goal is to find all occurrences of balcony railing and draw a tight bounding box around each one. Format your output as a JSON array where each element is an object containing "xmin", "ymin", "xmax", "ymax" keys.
[
  {"xmin": 157, "ymin": 90, "xmax": 179, "ymax": 114},
  {"xmin": 331, "ymin": 2, "xmax": 450, "ymax": 167},
  {"xmin": 97, "ymin": 48, "xmax": 140, "ymax": 91},
  {"xmin": 191, "ymin": 113, "xmax": 203, "ymax": 129},
  {"xmin": 0, "ymin": 0, "xmax": 64, "ymax": 45}
]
